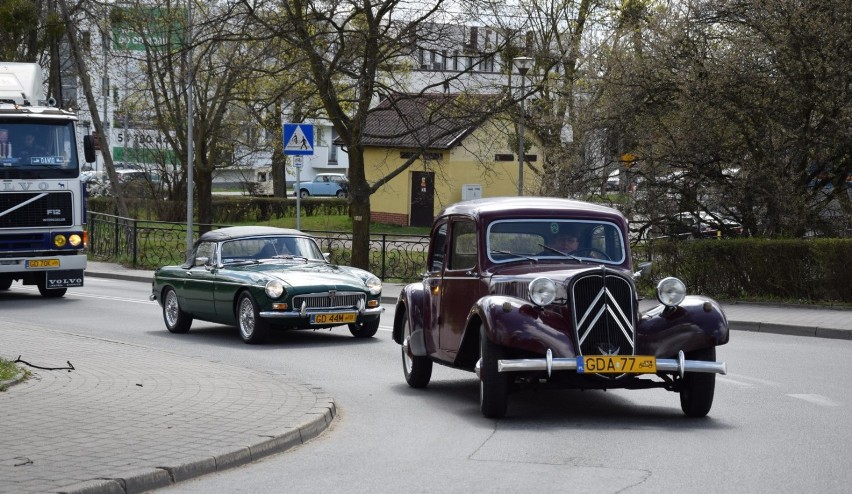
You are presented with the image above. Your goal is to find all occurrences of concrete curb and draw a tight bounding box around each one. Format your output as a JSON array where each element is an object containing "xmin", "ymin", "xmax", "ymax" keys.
[
  {"xmin": 732, "ymin": 321, "xmax": 852, "ymax": 340},
  {"xmin": 58, "ymin": 401, "xmax": 336, "ymax": 494}
]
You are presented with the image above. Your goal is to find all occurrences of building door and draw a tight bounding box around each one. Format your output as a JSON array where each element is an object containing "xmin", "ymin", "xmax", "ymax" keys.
[{"xmin": 410, "ymin": 171, "xmax": 435, "ymax": 227}]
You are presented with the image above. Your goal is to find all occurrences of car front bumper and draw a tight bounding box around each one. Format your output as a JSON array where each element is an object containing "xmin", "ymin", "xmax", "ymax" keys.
[{"xmin": 476, "ymin": 349, "xmax": 726, "ymax": 378}]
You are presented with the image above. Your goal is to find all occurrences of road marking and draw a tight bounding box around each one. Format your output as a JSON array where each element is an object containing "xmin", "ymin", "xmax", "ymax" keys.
[
  {"xmin": 717, "ymin": 376, "xmax": 754, "ymax": 387},
  {"xmin": 724, "ymin": 373, "xmax": 781, "ymax": 387},
  {"xmin": 787, "ymin": 394, "xmax": 839, "ymax": 407},
  {"xmin": 11, "ymin": 285, "xmax": 156, "ymax": 305}
]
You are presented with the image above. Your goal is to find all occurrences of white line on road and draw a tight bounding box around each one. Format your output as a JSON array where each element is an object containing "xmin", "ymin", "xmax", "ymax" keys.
[
  {"xmin": 11, "ymin": 286, "xmax": 156, "ymax": 305},
  {"xmin": 786, "ymin": 394, "xmax": 840, "ymax": 407}
]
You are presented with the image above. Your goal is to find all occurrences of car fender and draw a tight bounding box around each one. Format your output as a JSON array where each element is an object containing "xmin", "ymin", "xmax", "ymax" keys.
[
  {"xmin": 393, "ymin": 282, "xmax": 431, "ymax": 356},
  {"xmin": 637, "ymin": 295, "xmax": 730, "ymax": 357},
  {"xmin": 468, "ymin": 295, "xmax": 578, "ymax": 359}
]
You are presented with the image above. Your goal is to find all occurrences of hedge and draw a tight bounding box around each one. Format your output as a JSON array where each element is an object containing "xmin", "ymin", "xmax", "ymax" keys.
[
  {"xmin": 646, "ymin": 238, "xmax": 852, "ymax": 303},
  {"xmin": 87, "ymin": 196, "xmax": 349, "ymax": 223}
]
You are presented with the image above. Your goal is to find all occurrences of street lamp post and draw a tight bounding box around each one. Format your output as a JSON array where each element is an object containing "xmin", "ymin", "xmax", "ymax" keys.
[{"xmin": 512, "ymin": 56, "xmax": 533, "ymax": 196}]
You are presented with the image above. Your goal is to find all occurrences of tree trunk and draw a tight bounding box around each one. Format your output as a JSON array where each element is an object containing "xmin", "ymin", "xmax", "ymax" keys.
[{"xmin": 347, "ymin": 147, "xmax": 370, "ymax": 271}]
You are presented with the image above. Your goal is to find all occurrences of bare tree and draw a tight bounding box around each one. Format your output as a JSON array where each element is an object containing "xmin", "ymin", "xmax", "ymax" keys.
[{"xmin": 235, "ymin": 0, "xmax": 522, "ymax": 269}]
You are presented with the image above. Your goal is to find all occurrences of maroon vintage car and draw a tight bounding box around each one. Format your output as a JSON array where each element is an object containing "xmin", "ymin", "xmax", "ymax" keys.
[{"xmin": 392, "ymin": 197, "xmax": 728, "ymax": 418}]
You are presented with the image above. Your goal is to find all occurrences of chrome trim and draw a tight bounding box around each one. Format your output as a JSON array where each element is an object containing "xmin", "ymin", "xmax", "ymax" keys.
[
  {"xmin": 497, "ymin": 352, "xmax": 727, "ymax": 376},
  {"xmin": 260, "ymin": 306, "xmax": 385, "ymax": 318}
]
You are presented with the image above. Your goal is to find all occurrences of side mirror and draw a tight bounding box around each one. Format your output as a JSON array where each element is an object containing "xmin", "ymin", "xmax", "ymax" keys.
[
  {"xmin": 322, "ymin": 253, "xmax": 331, "ymax": 262},
  {"xmin": 194, "ymin": 256, "xmax": 209, "ymax": 267},
  {"xmin": 83, "ymin": 135, "xmax": 96, "ymax": 163},
  {"xmin": 633, "ymin": 261, "xmax": 652, "ymax": 280}
]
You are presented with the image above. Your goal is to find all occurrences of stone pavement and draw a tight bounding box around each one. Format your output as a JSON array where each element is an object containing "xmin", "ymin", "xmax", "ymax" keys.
[
  {"xmin": 1, "ymin": 262, "xmax": 849, "ymax": 494},
  {"xmin": 0, "ymin": 320, "xmax": 335, "ymax": 494}
]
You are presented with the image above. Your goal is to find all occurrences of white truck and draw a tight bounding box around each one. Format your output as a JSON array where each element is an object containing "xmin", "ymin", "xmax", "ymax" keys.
[{"xmin": 0, "ymin": 62, "xmax": 94, "ymax": 297}]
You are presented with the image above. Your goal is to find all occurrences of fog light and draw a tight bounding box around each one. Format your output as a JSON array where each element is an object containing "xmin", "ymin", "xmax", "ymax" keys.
[
  {"xmin": 271, "ymin": 303, "xmax": 288, "ymax": 310},
  {"xmin": 69, "ymin": 234, "xmax": 83, "ymax": 247},
  {"xmin": 53, "ymin": 235, "xmax": 67, "ymax": 247}
]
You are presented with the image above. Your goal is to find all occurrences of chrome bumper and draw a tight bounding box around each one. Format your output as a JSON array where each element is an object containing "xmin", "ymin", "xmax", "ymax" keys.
[
  {"xmin": 259, "ymin": 306, "xmax": 385, "ymax": 319},
  {"xmin": 476, "ymin": 349, "xmax": 726, "ymax": 378}
]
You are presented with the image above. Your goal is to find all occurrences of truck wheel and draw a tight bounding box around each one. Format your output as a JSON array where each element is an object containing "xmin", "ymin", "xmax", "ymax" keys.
[
  {"xmin": 0, "ymin": 277, "xmax": 12, "ymax": 291},
  {"xmin": 237, "ymin": 292, "xmax": 268, "ymax": 344},
  {"xmin": 479, "ymin": 325, "xmax": 508, "ymax": 418},
  {"xmin": 37, "ymin": 279, "xmax": 66, "ymax": 298},
  {"xmin": 680, "ymin": 347, "xmax": 717, "ymax": 417},
  {"xmin": 401, "ymin": 313, "xmax": 432, "ymax": 388},
  {"xmin": 349, "ymin": 318, "xmax": 379, "ymax": 338},
  {"xmin": 163, "ymin": 287, "xmax": 192, "ymax": 333}
]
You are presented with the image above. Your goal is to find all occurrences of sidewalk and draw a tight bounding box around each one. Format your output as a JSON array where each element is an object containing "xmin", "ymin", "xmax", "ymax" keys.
[{"xmin": 86, "ymin": 261, "xmax": 852, "ymax": 339}]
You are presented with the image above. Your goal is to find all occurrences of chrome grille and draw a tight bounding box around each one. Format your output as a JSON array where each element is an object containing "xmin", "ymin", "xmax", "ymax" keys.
[
  {"xmin": 292, "ymin": 291, "xmax": 365, "ymax": 311},
  {"xmin": 490, "ymin": 281, "xmax": 529, "ymax": 300},
  {"xmin": 571, "ymin": 269, "xmax": 636, "ymax": 357}
]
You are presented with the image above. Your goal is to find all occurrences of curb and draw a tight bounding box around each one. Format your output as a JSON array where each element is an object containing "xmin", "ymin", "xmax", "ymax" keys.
[
  {"xmin": 58, "ymin": 401, "xmax": 336, "ymax": 494},
  {"xmin": 730, "ymin": 321, "xmax": 852, "ymax": 340}
]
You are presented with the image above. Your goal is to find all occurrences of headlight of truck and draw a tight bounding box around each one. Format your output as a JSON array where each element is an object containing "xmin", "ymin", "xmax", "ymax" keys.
[
  {"xmin": 69, "ymin": 234, "xmax": 83, "ymax": 247},
  {"xmin": 265, "ymin": 279, "xmax": 285, "ymax": 299},
  {"xmin": 53, "ymin": 234, "xmax": 67, "ymax": 247},
  {"xmin": 529, "ymin": 277, "xmax": 556, "ymax": 306},
  {"xmin": 365, "ymin": 276, "xmax": 382, "ymax": 295},
  {"xmin": 657, "ymin": 277, "xmax": 686, "ymax": 307}
]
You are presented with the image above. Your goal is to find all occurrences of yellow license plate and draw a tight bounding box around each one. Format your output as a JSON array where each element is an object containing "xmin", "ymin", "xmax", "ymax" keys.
[
  {"xmin": 311, "ymin": 312, "xmax": 357, "ymax": 324},
  {"xmin": 579, "ymin": 355, "xmax": 657, "ymax": 374},
  {"xmin": 26, "ymin": 259, "xmax": 60, "ymax": 269}
]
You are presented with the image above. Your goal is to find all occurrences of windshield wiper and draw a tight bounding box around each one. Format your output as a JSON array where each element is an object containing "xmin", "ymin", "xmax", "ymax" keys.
[
  {"xmin": 492, "ymin": 249, "xmax": 538, "ymax": 263},
  {"xmin": 537, "ymin": 243, "xmax": 585, "ymax": 263}
]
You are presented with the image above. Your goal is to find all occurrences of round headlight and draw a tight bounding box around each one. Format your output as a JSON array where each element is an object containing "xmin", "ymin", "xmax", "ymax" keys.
[
  {"xmin": 265, "ymin": 279, "xmax": 285, "ymax": 299},
  {"xmin": 529, "ymin": 277, "xmax": 557, "ymax": 306},
  {"xmin": 53, "ymin": 234, "xmax": 67, "ymax": 247},
  {"xmin": 657, "ymin": 277, "xmax": 686, "ymax": 307},
  {"xmin": 365, "ymin": 275, "xmax": 382, "ymax": 295},
  {"xmin": 69, "ymin": 234, "xmax": 83, "ymax": 247}
]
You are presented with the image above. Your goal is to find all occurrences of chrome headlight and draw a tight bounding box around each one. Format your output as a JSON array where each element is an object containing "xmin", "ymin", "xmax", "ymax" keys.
[
  {"xmin": 529, "ymin": 277, "xmax": 556, "ymax": 306},
  {"xmin": 265, "ymin": 279, "xmax": 285, "ymax": 299},
  {"xmin": 657, "ymin": 277, "xmax": 686, "ymax": 307},
  {"xmin": 365, "ymin": 275, "xmax": 382, "ymax": 295}
]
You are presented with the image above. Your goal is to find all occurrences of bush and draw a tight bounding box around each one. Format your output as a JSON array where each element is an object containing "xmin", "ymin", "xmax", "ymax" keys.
[
  {"xmin": 88, "ymin": 197, "xmax": 349, "ymax": 224},
  {"xmin": 647, "ymin": 238, "xmax": 852, "ymax": 303}
]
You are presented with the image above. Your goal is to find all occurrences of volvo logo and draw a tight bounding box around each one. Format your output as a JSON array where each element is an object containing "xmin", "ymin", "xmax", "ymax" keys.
[{"xmin": 2, "ymin": 181, "xmax": 58, "ymax": 191}]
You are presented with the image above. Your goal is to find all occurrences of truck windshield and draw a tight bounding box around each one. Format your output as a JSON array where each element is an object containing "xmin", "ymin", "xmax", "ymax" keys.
[{"xmin": 0, "ymin": 120, "xmax": 79, "ymax": 179}]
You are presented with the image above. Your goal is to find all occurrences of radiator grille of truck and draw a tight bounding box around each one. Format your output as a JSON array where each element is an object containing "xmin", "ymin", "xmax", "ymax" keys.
[
  {"xmin": 571, "ymin": 269, "xmax": 636, "ymax": 359},
  {"xmin": 0, "ymin": 192, "xmax": 73, "ymax": 228}
]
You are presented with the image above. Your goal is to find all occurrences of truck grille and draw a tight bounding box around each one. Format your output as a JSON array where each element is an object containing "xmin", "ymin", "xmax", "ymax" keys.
[
  {"xmin": 571, "ymin": 269, "xmax": 636, "ymax": 358},
  {"xmin": 292, "ymin": 291, "xmax": 365, "ymax": 311},
  {"xmin": 0, "ymin": 192, "xmax": 73, "ymax": 228}
]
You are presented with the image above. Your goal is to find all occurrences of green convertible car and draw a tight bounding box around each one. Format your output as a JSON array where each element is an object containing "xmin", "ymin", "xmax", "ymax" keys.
[{"xmin": 150, "ymin": 226, "xmax": 384, "ymax": 343}]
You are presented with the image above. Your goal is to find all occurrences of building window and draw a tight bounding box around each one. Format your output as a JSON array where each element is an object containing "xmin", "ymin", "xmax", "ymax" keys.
[{"xmin": 494, "ymin": 154, "xmax": 514, "ymax": 161}]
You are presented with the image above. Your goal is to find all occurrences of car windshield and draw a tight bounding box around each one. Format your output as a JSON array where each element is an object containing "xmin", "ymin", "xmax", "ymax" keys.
[
  {"xmin": 220, "ymin": 236, "xmax": 324, "ymax": 263},
  {"xmin": 0, "ymin": 120, "xmax": 79, "ymax": 179},
  {"xmin": 486, "ymin": 219, "xmax": 626, "ymax": 264}
]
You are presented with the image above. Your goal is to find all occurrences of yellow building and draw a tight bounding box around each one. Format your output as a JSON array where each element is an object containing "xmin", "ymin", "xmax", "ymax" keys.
[{"xmin": 362, "ymin": 93, "xmax": 542, "ymax": 227}]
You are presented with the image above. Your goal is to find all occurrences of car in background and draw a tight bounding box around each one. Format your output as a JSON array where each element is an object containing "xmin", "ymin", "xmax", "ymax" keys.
[
  {"xmin": 296, "ymin": 173, "xmax": 348, "ymax": 198},
  {"xmin": 392, "ymin": 197, "xmax": 728, "ymax": 418},
  {"xmin": 150, "ymin": 226, "xmax": 384, "ymax": 344},
  {"xmin": 657, "ymin": 212, "xmax": 745, "ymax": 239}
]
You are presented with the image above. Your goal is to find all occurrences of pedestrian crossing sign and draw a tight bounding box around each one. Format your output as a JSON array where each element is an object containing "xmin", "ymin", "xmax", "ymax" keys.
[{"xmin": 283, "ymin": 123, "xmax": 314, "ymax": 156}]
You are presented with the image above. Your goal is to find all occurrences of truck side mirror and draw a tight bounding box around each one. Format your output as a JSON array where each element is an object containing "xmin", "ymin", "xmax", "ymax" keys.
[{"xmin": 83, "ymin": 135, "xmax": 96, "ymax": 163}]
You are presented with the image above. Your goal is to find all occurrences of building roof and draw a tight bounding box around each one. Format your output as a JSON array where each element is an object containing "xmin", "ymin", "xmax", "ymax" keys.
[{"xmin": 358, "ymin": 92, "xmax": 504, "ymax": 150}]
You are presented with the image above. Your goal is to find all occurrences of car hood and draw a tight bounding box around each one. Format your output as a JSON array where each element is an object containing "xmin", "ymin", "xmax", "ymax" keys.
[
  {"xmin": 228, "ymin": 261, "xmax": 374, "ymax": 290},
  {"xmin": 487, "ymin": 261, "xmax": 631, "ymax": 285}
]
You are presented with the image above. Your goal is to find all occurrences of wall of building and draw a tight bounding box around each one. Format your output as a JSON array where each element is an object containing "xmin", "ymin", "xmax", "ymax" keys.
[{"xmin": 366, "ymin": 120, "xmax": 542, "ymax": 225}]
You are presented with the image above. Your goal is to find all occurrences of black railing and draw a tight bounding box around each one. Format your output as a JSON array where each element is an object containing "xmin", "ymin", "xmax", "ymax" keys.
[{"xmin": 86, "ymin": 211, "xmax": 430, "ymax": 282}]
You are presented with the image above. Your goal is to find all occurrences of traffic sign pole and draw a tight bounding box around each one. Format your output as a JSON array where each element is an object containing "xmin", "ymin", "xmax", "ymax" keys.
[{"xmin": 294, "ymin": 156, "xmax": 303, "ymax": 230}]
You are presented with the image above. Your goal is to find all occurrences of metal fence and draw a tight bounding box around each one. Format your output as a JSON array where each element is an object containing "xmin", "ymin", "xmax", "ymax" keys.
[{"xmin": 86, "ymin": 211, "xmax": 430, "ymax": 282}]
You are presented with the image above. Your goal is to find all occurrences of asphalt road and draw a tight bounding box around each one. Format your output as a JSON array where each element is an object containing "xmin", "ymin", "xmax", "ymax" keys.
[{"xmin": 4, "ymin": 277, "xmax": 852, "ymax": 493}]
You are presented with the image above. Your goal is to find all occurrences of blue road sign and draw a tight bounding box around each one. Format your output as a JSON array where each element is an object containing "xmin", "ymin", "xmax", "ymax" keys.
[{"xmin": 283, "ymin": 123, "xmax": 314, "ymax": 156}]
